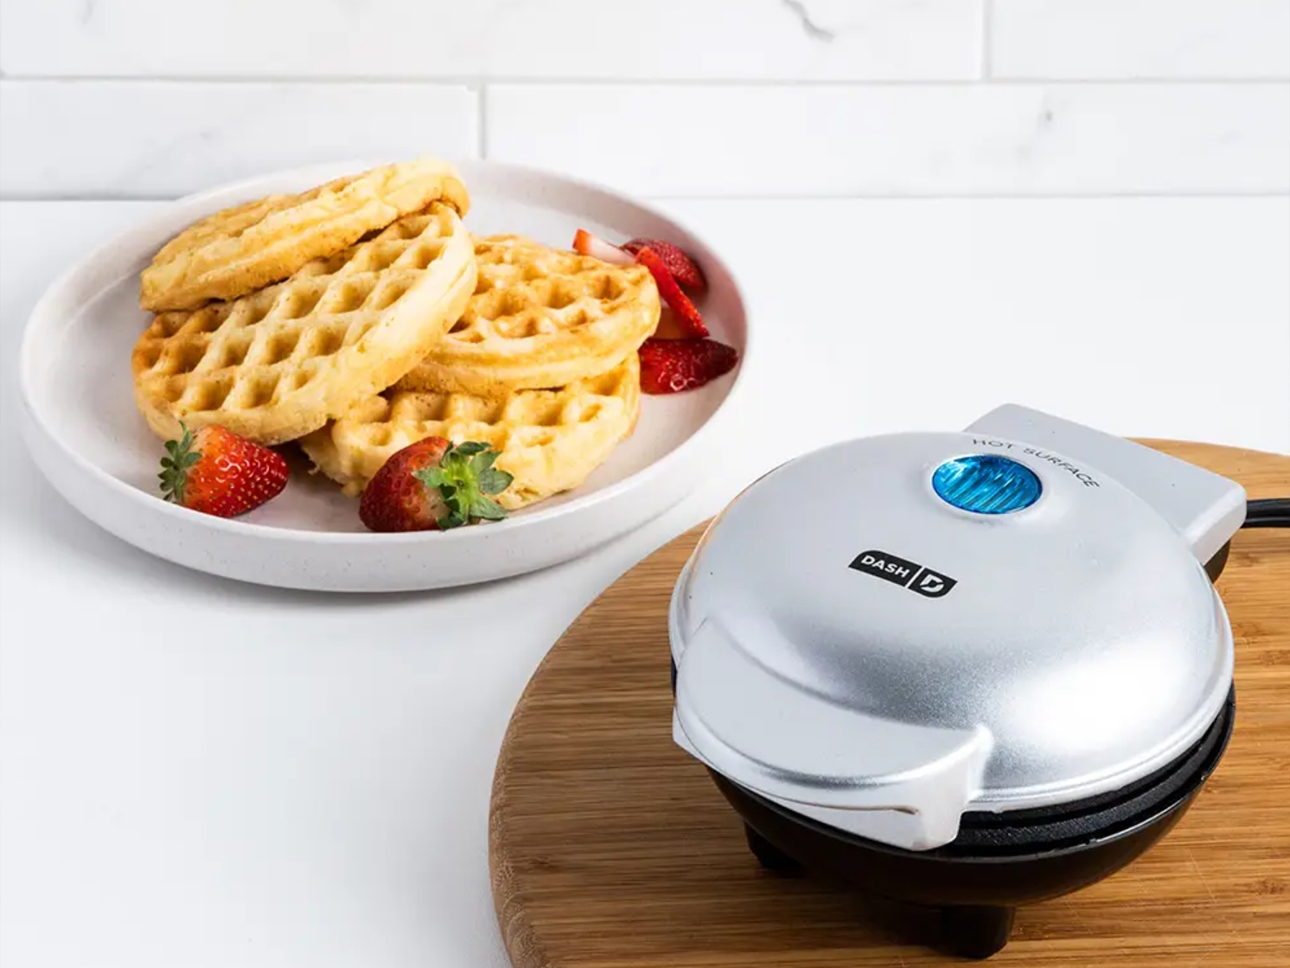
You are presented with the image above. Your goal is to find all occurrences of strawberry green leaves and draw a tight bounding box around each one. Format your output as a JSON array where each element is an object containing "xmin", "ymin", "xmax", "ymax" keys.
[
  {"xmin": 358, "ymin": 438, "xmax": 513, "ymax": 533},
  {"xmin": 158, "ymin": 421, "xmax": 202, "ymax": 504},
  {"xmin": 157, "ymin": 421, "xmax": 289, "ymax": 518},
  {"xmin": 413, "ymin": 441, "xmax": 514, "ymax": 529}
]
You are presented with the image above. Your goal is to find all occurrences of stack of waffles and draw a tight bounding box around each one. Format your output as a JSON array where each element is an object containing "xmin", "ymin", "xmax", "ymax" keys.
[{"xmin": 131, "ymin": 157, "xmax": 660, "ymax": 513}]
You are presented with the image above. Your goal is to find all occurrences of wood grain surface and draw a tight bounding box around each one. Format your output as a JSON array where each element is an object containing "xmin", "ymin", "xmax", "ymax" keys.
[{"xmin": 490, "ymin": 441, "xmax": 1290, "ymax": 968}]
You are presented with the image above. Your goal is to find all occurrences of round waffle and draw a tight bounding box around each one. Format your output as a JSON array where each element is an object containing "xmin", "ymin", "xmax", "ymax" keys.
[
  {"xmin": 131, "ymin": 204, "xmax": 477, "ymax": 447},
  {"xmin": 393, "ymin": 235, "xmax": 659, "ymax": 397},
  {"xmin": 301, "ymin": 354, "xmax": 641, "ymax": 509},
  {"xmin": 140, "ymin": 156, "xmax": 470, "ymax": 312}
]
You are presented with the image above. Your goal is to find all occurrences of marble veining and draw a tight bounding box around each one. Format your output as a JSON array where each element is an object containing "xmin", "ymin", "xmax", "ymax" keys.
[
  {"xmin": 0, "ymin": 1, "xmax": 1285, "ymax": 198},
  {"xmin": 781, "ymin": 0, "xmax": 838, "ymax": 42}
]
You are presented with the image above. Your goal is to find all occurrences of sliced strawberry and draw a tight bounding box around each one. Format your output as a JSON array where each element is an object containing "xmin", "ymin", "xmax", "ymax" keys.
[
  {"xmin": 159, "ymin": 423, "xmax": 289, "ymax": 518},
  {"xmin": 359, "ymin": 438, "xmax": 513, "ymax": 533},
  {"xmin": 634, "ymin": 247, "xmax": 708, "ymax": 338},
  {"xmin": 638, "ymin": 338, "xmax": 738, "ymax": 394},
  {"xmin": 622, "ymin": 238, "xmax": 706, "ymax": 292},
  {"xmin": 571, "ymin": 229, "xmax": 635, "ymax": 267},
  {"xmin": 651, "ymin": 307, "xmax": 693, "ymax": 340}
]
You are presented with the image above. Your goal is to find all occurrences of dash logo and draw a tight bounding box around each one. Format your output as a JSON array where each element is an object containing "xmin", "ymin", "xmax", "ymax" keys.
[
  {"xmin": 910, "ymin": 569, "xmax": 956, "ymax": 598},
  {"xmin": 849, "ymin": 551, "xmax": 922, "ymax": 588},
  {"xmin": 849, "ymin": 550, "xmax": 957, "ymax": 599}
]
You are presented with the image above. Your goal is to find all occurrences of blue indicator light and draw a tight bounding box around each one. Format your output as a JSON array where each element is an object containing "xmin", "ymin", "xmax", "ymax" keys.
[{"xmin": 932, "ymin": 455, "xmax": 1042, "ymax": 515}]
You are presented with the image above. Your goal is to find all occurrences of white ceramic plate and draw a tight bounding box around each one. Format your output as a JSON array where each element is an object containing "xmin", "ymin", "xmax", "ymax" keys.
[{"xmin": 19, "ymin": 160, "xmax": 749, "ymax": 591}]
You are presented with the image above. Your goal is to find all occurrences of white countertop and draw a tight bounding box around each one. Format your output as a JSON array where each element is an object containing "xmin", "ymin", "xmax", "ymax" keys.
[{"xmin": 2, "ymin": 196, "xmax": 1288, "ymax": 968}]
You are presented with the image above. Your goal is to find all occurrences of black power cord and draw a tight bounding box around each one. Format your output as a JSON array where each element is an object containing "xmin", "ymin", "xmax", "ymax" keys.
[{"xmin": 1243, "ymin": 498, "xmax": 1290, "ymax": 529}]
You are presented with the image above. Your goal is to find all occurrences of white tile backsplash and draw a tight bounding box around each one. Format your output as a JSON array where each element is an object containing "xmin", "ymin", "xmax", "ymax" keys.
[
  {"xmin": 488, "ymin": 84, "xmax": 1290, "ymax": 196},
  {"xmin": 993, "ymin": 0, "xmax": 1290, "ymax": 80},
  {"xmin": 0, "ymin": 0, "xmax": 983, "ymax": 80},
  {"xmin": 0, "ymin": 0, "xmax": 1287, "ymax": 199},
  {"xmin": 0, "ymin": 82, "xmax": 478, "ymax": 198}
]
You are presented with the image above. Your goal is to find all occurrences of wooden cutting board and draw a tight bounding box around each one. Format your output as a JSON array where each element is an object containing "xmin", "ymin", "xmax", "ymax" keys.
[{"xmin": 490, "ymin": 441, "xmax": 1290, "ymax": 968}]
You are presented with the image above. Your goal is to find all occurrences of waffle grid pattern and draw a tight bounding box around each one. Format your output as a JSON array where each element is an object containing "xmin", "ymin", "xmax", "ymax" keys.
[
  {"xmin": 132, "ymin": 205, "xmax": 475, "ymax": 444},
  {"xmin": 303, "ymin": 354, "xmax": 641, "ymax": 508},
  {"xmin": 140, "ymin": 156, "xmax": 470, "ymax": 311},
  {"xmin": 395, "ymin": 235, "xmax": 659, "ymax": 396}
]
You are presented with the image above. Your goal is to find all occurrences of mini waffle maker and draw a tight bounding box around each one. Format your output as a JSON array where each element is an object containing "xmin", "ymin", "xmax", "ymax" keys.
[{"xmin": 669, "ymin": 405, "xmax": 1266, "ymax": 958}]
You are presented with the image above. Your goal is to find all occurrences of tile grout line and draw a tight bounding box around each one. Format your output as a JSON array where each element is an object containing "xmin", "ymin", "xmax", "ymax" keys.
[
  {"xmin": 1, "ymin": 75, "xmax": 1288, "ymax": 87},
  {"xmin": 981, "ymin": 0, "xmax": 994, "ymax": 80},
  {"xmin": 477, "ymin": 83, "xmax": 489, "ymax": 160}
]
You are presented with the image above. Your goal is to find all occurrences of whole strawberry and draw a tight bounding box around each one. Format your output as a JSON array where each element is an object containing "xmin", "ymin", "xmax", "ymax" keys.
[
  {"xmin": 638, "ymin": 338, "xmax": 738, "ymax": 394},
  {"xmin": 158, "ymin": 423, "xmax": 289, "ymax": 517},
  {"xmin": 359, "ymin": 438, "xmax": 514, "ymax": 533}
]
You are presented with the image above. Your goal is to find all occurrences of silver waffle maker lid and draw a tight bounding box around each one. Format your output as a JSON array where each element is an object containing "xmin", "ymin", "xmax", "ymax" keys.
[{"xmin": 670, "ymin": 405, "xmax": 1243, "ymax": 850}]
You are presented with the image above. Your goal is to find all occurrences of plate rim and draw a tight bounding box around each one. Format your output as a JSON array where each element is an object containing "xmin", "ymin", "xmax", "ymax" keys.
[{"xmin": 18, "ymin": 157, "xmax": 752, "ymax": 548}]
